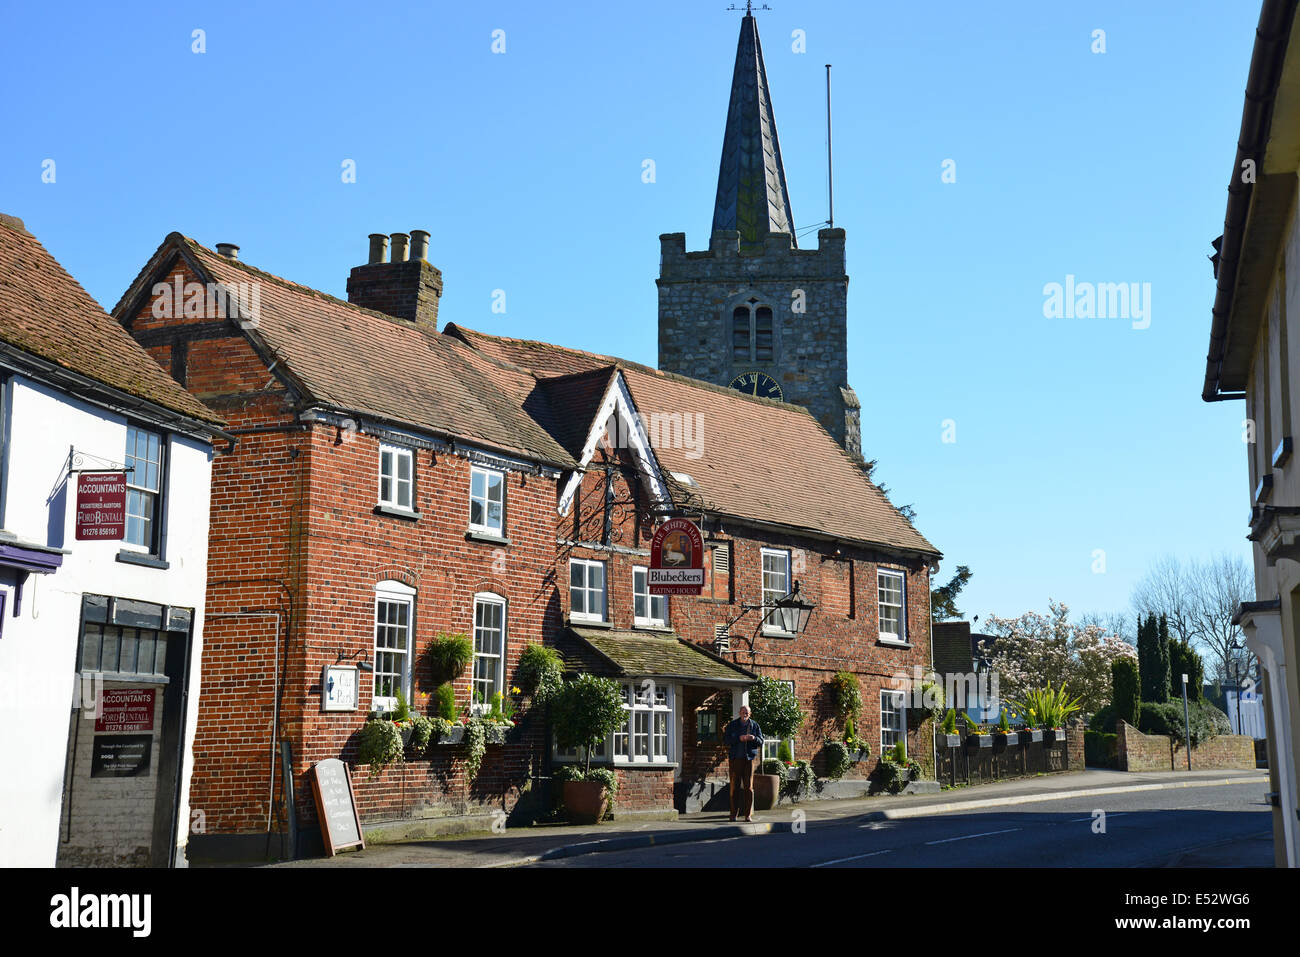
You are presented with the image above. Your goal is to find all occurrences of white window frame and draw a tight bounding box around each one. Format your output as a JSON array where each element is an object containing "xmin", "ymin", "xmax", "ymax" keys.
[
  {"xmin": 553, "ymin": 681, "xmax": 676, "ymax": 765},
  {"xmin": 632, "ymin": 566, "xmax": 668, "ymax": 627},
  {"xmin": 877, "ymin": 568, "xmax": 908, "ymax": 644},
  {"xmin": 372, "ymin": 580, "xmax": 416, "ymax": 712},
  {"xmin": 569, "ymin": 558, "xmax": 607, "ymax": 622},
  {"xmin": 469, "ymin": 465, "xmax": 506, "ymax": 535},
  {"xmin": 471, "ymin": 593, "xmax": 507, "ymax": 714},
  {"xmin": 378, "ymin": 443, "xmax": 414, "ymax": 511},
  {"xmin": 124, "ymin": 425, "xmax": 165, "ymax": 552},
  {"xmin": 761, "ymin": 547, "xmax": 796, "ymax": 635},
  {"xmin": 881, "ymin": 689, "xmax": 906, "ymax": 750}
]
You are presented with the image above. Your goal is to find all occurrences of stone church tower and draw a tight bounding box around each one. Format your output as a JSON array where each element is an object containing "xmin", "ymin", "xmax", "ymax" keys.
[{"xmin": 657, "ymin": 11, "xmax": 862, "ymax": 458}]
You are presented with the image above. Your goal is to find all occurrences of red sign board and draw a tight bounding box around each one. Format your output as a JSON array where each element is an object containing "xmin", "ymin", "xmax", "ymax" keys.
[
  {"xmin": 95, "ymin": 688, "xmax": 156, "ymax": 733},
  {"xmin": 75, "ymin": 472, "xmax": 127, "ymax": 541},
  {"xmin": 649, "ymin": 518, "xmax": 705, "ymax": 595}
]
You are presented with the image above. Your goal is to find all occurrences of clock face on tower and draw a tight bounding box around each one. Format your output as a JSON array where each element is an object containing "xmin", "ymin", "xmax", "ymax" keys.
[{"xmin": 729, "ymin": 371, "xmax": 784, "ymax": 401}]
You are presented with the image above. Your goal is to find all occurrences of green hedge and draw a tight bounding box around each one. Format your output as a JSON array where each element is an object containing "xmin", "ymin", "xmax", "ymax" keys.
[
  {"xmin": 1084, "ymin": 730, "xmax": 1117, "ymax": 768},
  {"xmin": 1138, "ymin": 699, "xmax": 1231, "ymax": 746}
]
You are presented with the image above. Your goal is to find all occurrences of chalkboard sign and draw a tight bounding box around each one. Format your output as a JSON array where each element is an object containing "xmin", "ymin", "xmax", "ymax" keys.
[{"xmin": 310, "ymin": 758, "xmax": 365, "ymax": 856}]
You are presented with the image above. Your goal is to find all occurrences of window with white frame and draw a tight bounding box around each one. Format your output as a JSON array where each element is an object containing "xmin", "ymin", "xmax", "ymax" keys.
[
  {"xmin": 471, "ymin": 593, "xmax": 506, "ymax": 711},
  {"xmin": 761, "ymin": 679, "xmax": 796, "ymax": 761},
  {"xmin": 469, "ymin": 465, "xmax": 505, "ymax": 534},
  {"xmin": 125, "ymin": 425, "xmax": 164, "ymax": 550},
  {"xmin": 569, "ymin": 558, "xmax": 607, "ymax": 622},
  {"xmin": 372, "ymin": 581, "xmax": 415, "ymax": 711},
  {"xmin": 378, "ymin": 443, "xmax": 414, "ymax": 511},
  {"xmin": 633, "ymin": 566, "xmax": 667, "ymax": 627},
  {"xmin": 761, "ymin": 548, "xmax": 795, "ymax": 634},
  {"xmin": 554, "ymin": 680, "xmax": 675, "ymax": 764},
  {"xmin": 881, "ymin": 690, "xmax": 906, "ymax": 750},
  {"xmin": 877, "ymin": 568, "xmax": 907, "ymax": 643}
]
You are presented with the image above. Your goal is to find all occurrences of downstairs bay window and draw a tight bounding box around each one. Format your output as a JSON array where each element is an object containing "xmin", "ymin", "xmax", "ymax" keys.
[{"xmin": 553, "ymin": 680, "xmax": 675, "ymax": 765}]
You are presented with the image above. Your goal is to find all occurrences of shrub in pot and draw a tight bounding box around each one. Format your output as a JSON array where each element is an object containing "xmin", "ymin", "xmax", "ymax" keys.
[
  {"xmin": 749, "ymin": 675, "xmax": 805, "ymax": 744},
  {"xmin": 552, "ymin": 673, "xmax": 627, "ymax": 824},
  {"xmin": 964, "ymin": 714, "xmax": 991, "ymax": 749},
  {"xmin": 992, "ymin": 710, "xmax": 1019, "ymax": 749},
  {"xmin": 936, "ymin": 708, "xmax": 962, "ymax": 748},
  {"xmin": 517, "ymin": 643, "xmax": 563, "ymax": 706}
]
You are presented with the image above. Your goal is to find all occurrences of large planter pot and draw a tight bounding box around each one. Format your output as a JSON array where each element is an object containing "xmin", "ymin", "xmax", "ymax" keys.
[
  {"xmin": 937, "ymin": 733, "xmax": 962, "ymax": 749},
  {"xmin": 563, "ymin": 780, "xmax": 608, "ymax": 825},
  {"xmin": 398, "ymin": 725, "xmax": 415, "ymax": 748},
  {"xmin": 753, "ymin": 774, "xmax": 781, "ymax": 811},
  {"xmin": 966, "ymin": 734, "xmax": 992, "ymax": 750},
  {"xmin": 1025, "ymin": 728, "xmax": 1043, "ymax": 744},
  {"xmin": 437, "ymin": 725, "xmax": 465, "ymax": 745}
]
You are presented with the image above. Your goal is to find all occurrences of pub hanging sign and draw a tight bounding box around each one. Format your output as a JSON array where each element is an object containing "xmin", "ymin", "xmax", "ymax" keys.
[
  {"xmin": 75, "ymin": 472, "xmax": 127, "ymax": 541},
  {"xmin": 649, "ymin": 518, "xmax": 704, "ymax": 595}
]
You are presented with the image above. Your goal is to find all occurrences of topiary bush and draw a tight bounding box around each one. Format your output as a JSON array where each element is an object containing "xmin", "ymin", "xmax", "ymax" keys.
[
  {"xmin": 777, "ymin": 739, "xmax": 794, "ymax": 764},
  {"xmin": 1112, "ymin": 656, "xmax": 1140, "ymax": 728},
  {"xmin": 749, "ymin": 675, "xmax": 805, "ymax": 741},
  {"xmin": 433, "ymin": 682, "xmax": 457, "ymax": 721},
  {"xmin": 761, "ymin": 758, "xmax": 786, "ymax": 776},
  {"xmin": 552, "ymin": 673, "xmax": 626, "ymax": 773},
  {"xmin": 1169, "ymin": 640, "xmax": 1205, "ymax": 701},
  {"xmin": 823, "ymin": 741, "xmax": 851, "ymax": 779}
]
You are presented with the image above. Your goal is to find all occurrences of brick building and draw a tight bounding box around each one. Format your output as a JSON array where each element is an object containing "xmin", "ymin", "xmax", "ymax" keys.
[{"xmin": 112, "ymin": 229, "xmax": 939, "ymax": 859}]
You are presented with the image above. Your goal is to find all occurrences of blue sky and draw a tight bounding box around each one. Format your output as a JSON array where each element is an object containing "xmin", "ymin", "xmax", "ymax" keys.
[{"xmin": 0, "ymin": 0, "xmax": 1259, "ymax": 628}]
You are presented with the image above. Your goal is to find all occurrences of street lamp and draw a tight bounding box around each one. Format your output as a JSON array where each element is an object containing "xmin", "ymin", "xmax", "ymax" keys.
[
  {"xmin": 717, "ymin": 581, "xmax": 816, "ymax": 651},
  {"xmin": 1230, "ymin": 640, "xmax": 1243, "ymax": 735}
]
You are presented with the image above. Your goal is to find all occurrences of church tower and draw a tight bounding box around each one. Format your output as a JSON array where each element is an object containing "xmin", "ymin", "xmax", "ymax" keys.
[{"xmin": 657, "ymin": 10, "xmax": 861, "ymax": 457}]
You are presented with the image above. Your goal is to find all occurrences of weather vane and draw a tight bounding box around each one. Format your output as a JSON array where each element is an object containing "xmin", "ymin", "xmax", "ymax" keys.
[{"xmin": 727, "ymin": 2, "xmax": 771, "ymax": 14}]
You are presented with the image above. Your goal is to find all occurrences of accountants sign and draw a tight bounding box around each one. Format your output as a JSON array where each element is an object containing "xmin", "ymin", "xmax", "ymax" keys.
[{"xmin": 75, "ymin": 472, "xmax": 127, "ymax": 541}]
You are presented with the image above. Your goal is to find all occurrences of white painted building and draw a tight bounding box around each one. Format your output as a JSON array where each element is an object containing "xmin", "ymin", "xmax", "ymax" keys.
[{"xmin": 0, "ymin": 213, "xmax": 227, "ymax": 867}]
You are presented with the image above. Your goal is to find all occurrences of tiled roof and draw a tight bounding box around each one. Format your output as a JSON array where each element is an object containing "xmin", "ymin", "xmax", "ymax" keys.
[
  {"xmin": 564, "ymin": 627, "xmax": 755, "ymax": 684},
  {"xmin": 119, "ymin": 236, "xmax": 577, "ymax": 467},
  {"xmin": 449, "ymin": 326, "xmax": 940, "ymax": 558},
  {"xmin": 0, "ymin": 214, "xmax": 222, "ymax": 426}
]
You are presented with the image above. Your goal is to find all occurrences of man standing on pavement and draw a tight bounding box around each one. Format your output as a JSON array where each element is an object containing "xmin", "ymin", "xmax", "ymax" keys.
[{"xmin": 724, "ymin": 705, "xmax": 764, "ymax": 822}]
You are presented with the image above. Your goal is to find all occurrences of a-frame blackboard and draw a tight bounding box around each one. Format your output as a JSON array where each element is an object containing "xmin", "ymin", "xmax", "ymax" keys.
[{"xmin": 310, "ymin": 758, "xmax": 365, "ymax": 856}]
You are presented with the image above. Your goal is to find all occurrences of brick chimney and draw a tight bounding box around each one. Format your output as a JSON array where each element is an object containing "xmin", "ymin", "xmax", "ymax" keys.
[{"xmin": 346, "ymin": 229, "xmax": 442, "ymax": 330}]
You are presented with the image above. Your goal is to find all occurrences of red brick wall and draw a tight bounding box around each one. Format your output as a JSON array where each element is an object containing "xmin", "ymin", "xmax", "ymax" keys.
[{"xmin": 1117, "ymin": 720, "xmax": 1255, "ymax": 772}]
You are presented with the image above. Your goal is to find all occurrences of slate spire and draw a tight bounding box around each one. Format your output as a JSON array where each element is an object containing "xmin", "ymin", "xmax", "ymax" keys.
[{"xmin": 712, "ymin": 13, "xmax": 797, "ymax": 248}]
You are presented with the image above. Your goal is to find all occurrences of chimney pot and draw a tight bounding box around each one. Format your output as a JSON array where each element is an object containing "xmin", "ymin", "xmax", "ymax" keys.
[
  {"xmin": 390, "ymin": 233, "xmax": 410, "ymax": 263},
  {"xmin": 216, "ymin": 243, "xmax": 240, "ymax": 259},
  {"xmin": 410, "ymin": 229, "xmax": 430, "ymax": 262},
  {"xmin": 367, "ymin": 233, "xmax": 389, "ymax": 265}
]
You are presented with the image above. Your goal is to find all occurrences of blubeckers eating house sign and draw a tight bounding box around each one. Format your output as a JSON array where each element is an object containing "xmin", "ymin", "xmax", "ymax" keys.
[
  {"xmin": 649, "ymin": 518, "xmax": 704, "ymax": 595},
  {"xmin": 75, "ymin": 471, "xmax": 127, "ymax": 541}
]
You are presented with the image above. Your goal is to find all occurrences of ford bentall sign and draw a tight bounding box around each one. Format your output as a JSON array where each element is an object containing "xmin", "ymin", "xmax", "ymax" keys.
[
  {"xmin": 75, "ymin": 472, "xmax": 127, "ymax": 541},
  {"xmin": 649, "ymin": 518, "xmax": 704, "ymax": 595}
]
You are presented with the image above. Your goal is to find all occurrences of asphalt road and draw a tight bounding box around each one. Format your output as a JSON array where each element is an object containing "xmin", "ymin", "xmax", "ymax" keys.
[{"xmin": 526, "ymin": 781, "xmax": 1273, "ymax": 867}]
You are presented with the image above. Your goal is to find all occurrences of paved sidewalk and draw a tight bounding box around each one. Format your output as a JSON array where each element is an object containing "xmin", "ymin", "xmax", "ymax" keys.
[{"xmin": 260, "ymin": 767, "xmax": 1267, "ymax": 868}]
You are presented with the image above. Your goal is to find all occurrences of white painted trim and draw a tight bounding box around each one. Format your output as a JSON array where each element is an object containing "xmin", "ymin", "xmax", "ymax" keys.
[
  {"xmin": 470, "ymin": 592, "xmax": 507, "ymax": 714},
  {"xmin": 372, "ymin": 580, "xmax": 416, "ymax": 712},
  {"xmin": 377, "ymin": 443, "xmax": 414, "ymax": 511},
  {"xmin": 569, "ymin": 558, "xmax": 607, "ymax": 622},
  {"xmin": 877, "ymin": 567, "xmax": 907, "ymax": 644},
  {"xmin": 557, "ymin": 372, "xmax": 672, "ymax": 515},
  {"xmin": 468, "ymin": 464, "xmax": 506, "ymax": 535}
]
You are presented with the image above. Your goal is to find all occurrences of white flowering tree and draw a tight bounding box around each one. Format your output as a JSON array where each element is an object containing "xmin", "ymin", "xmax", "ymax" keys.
[{"xmin": 982, "ymin": 601, "xmax": 1137, "ymax": 715}]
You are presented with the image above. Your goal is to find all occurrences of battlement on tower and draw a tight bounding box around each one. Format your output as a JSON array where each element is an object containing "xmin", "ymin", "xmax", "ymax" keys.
[{"xmin": 658, "ymin": 228, "xmax": 847, "ymax": 281}]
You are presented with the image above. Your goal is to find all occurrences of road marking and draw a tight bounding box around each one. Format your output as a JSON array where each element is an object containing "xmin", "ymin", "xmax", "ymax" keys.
[
  {"xmin": 810, "ymin": 848, "xmax": 893, "ymax": 867},
  {"xmin": 925, "ymin": 826, "xmax": 1022, "ymax": 845}
]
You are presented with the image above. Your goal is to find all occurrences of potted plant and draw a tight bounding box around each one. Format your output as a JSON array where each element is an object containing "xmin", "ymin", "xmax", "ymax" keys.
[
  {"xmin": 552, "ymin": 673, "xmax": 627, "ymax": 824},
  {"xmin": 431, "ymin": 683, "xmax": 464, "ymax": 744},
  {"xmin": 936, "ymin": 708, "xmax": 962, "ymax": 749},
  {"xmin": 844, "ymin": 714, "xmax": 871, "ymax": 762},
  {"xmin": 517, "ymin": 643, "xmax": 563, "ymax": 706},
  {"xmin": 992, "ymin": 709, "xmax": 1019, "ymax": 750},
  {"xmin": 823, "ymin": 740, "xmax": 852, "ymax": 780},
  {"xmin": 426, "ymin": 631, "xmax": 473, "ymax": 685},
  {"xmin": 874, "ymin": 741, "xmax": 918, "ymax": 794},
  {"xmin": 1013, "ymin": 684, "xmax": 1081, "ymax": 747},
  {"xmin": 756, "ymin": 759, "xmax": 785, "ymax": 810},
  {"xmin": 749, "ymin": 675, "xmax": 806, "ymax": 756},
  {"xmin": 964, "ymin": 714, "xmax": 991, "ymax": 749}
]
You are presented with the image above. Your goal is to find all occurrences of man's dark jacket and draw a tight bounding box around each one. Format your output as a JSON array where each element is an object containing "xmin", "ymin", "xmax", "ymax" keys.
[{"xmin": 724, "ymin": 716, "xmax": 764, "ymax": 761}]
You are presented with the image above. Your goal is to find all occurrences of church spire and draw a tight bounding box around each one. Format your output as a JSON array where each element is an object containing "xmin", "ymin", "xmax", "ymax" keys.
[{"xmin": 712, "ymin": 11, "xmax": 796, "ymax": 248}]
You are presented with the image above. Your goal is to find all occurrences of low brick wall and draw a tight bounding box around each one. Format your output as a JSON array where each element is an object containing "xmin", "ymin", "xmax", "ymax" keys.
[{"xmin": 1115, "ymin": 720, "xmax": 1255, "ymax": 772}]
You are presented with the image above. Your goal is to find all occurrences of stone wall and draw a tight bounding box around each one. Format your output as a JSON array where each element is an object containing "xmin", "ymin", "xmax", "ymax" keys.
[
  {"xmin": 1116, "ymin": 719, "xmax": 1256, "ymax": 771},
  {"xmin": 657, "ymin": 228, "xmax": 860, "ymax": 456}
]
